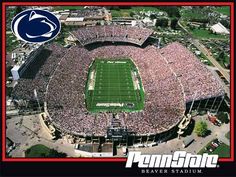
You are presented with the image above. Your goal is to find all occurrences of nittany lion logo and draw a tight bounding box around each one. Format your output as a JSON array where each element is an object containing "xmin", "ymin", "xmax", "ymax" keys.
[{"xmin": 11, "ymin": 9, "xmax": 61, "ymax": 43}]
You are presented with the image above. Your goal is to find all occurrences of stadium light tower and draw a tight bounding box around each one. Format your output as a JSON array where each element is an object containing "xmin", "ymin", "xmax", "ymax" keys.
[
  {"xmin": 188, "ymin": 92, "xmax": 197, "ymax": 114},
  {"xmin": 34, "ymin": 89, "xmax": 41, "ymax": 112}
]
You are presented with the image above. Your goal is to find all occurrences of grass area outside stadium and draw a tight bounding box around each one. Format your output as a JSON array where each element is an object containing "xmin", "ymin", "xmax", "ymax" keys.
[
  {"xmin": 85, "ymin": 58, "xmax": 145, "ymax": 113},
  {"xmin": 25, "ymin": 144, "xmax": 51, "ymax": 157},
  {"xmin": 215, "ymin": 6, "xmax": 230, "ymax": 16},
  {"xmin": 198, "ymin": 140, "xmax": 230, "ymax": 158},
  {"xmin": 190, "ymin": 28, "xmax": 228, "ymax": 39},
  {"xmin": 25, "ymin": 144, "xmax": 67, "ymax": 157},
  {"xmin": 181, "ymin": 9, "xmax": 207, "ymax": 20},
  {"xmin": 111, "ymin": 6, "xmax": 163, "ymax": 17}
]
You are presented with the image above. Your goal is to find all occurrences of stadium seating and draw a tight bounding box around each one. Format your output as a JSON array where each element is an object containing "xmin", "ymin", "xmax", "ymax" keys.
[
  {"xmin": 71, "ymin": 25, "xmax": 154, "ymax": 46},
  {"xmin": 12, "ymin": 40, "xmax": 224, "ymax": 137}
]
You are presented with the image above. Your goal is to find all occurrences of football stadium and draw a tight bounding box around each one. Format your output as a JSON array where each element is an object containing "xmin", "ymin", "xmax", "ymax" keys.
[{"xmin": 12, "ymin": 25, "xmax": 225, "ymax": 147}]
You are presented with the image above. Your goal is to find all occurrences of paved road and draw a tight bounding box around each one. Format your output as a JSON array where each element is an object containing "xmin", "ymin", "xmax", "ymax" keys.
[
  {"xmin": 178, "ymin": 20, "xmax": 230, "ymax": 99},
  {"xmin": 191, "ymin": 40, "xmax": 230, "ymax": 98},
  {"xmin": 177, "ymin": 20, "xmax": 190, "ymax": 35},
  {"xmin": 191, "ymin": 39, "xmax": 230, "ymax": 82},
  {"xmin": 178, "ymin": 20, "xmax": 230, "ymax": 83}
]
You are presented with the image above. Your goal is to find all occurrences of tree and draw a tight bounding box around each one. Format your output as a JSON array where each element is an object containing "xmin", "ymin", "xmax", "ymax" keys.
[
  {"xmin": 218, "ymin": 51, "xmax": 225, "ymax": 59},
  {"xmin": 202, "ymin": 23, "xmax": 207, "ymax": 28},
  {"xmin": 130, "ymin": 11, "xmax": 136, "ymax": 17},
  {"xmin": 189, "ymin": 26, "xmax": 195, "ymax": 30},
  {"xmin": 111, "ymin": 6, "xmax": 120, "ymax": 11},
  {"xmin": 47, "ymin": 149, "xmax": 67, "ymax": 157},
  {"xmin": 150, "ymin": 14, "xmax": 156, "ymax": 20},
  {"xmin": 194, "ymin": 121, "xmax": 208, "ymax": 137},
  {"xmin": 191, "ymin": 18, "xmax": 209, "ymax": 23},
  {"xmin": 217, "ymin": 51, "xmax": 225, "ymax": 62},
  {"xmin": 6, "ymin": 87, "xmax": 13, "ymax": 97},
  {"xmin": 6, "ymin": 66, "xmax": 13, "ymax": 78},
  {"xmin": 170, "ymin": 18, "xmax": 178, "ymax": 30},
  {"xmin": 220, "ymin": 19, "xmax": 230, "ymax": 29},
  {"xmin": 156, "ymin": 7, "xmax": 180, "ymax": 18},
  {"xmin": 15, "ymin": 6, "xmax": 23, "ymax": 15},
  {"xmin": 25, "ymin": 144, "xmax": 68, "ymax": 158},
  {"xmin": 156, "ymin": 18, "xmax": 169, "ymax": 27},
  {"xmin": 217, "ymin": 112, "xmax": 229, "ymax": 124}
]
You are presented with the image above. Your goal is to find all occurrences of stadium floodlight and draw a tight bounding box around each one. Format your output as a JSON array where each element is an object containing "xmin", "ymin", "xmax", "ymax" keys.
[
  {"xmin": 188, "ymin": 92, "xmax": 197, "ymax": 114},
  {"xmin": 34, "ymin": 89, "xmax": 41, "ymax": 112}
]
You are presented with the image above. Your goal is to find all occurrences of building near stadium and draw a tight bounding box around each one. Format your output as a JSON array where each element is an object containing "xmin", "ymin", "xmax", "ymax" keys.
[{"xmin": 11, "ymin": 25, "xmax": 225, "ymax": 150}]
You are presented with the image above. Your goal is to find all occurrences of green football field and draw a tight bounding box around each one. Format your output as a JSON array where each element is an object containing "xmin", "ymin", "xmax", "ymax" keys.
[{"xmin": 85, "ymin": 58, "xmax": 145, "ymax": 112}]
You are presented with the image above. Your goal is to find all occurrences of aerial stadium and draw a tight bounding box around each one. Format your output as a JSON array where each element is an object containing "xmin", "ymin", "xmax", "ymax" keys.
[{"xmin": 12, "ymin": 25, "xmax": 225, "ymax": 147}]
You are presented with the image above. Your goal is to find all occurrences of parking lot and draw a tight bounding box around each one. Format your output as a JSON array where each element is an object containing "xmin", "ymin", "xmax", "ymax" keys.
[
  {"xmin": 127, "ymin": 115, "xmax": 230, "ymax": 156},
  {"xmin": 6, "ymin": 114, "xmax": 78, "ymax": 157}
]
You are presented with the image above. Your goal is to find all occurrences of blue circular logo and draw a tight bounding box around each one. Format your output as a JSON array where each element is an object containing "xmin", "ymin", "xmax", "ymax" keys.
[{"xmin": 11, "ymin": 9, "xmax": 61, "ymax": 43}]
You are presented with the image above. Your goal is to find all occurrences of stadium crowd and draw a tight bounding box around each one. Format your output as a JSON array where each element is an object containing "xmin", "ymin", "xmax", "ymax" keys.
[
  {"xmin": 45, "ymin": 47, "xmax": 112, "ymax": 136},
  {"xmin": 12, "ymin": 44, "xmax": 66, "ymax": 101},
  {"xmin": 71, "ymin": 25, "xmax": 153, "ymax": 46},
  {"xmin": 160, "ymin": 42, "xmax": 225, "ymax": 103}
]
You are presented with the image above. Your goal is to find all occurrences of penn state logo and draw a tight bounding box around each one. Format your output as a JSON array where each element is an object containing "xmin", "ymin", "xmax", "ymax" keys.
[{"xmin": 11, "ymin": 9, "xmax": 61, "ymax": 43}]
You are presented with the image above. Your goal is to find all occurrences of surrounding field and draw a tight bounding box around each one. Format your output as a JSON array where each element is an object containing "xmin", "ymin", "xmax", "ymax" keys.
[
  {"xmin": 211, "ymin": 143, "xmax": 230, "ymax": 157},
  {"xmin": 111, "ymin": 6, "xmax": 162, "ymax": 17},
  {"xmin": 85, "ymin": 59, "xmax": 144, "ymax": 112},
  {"xmin": 181, "ymin": 9, "xmax": 207, "ymax": 20},
  {"xmin": 215, "ymin": 6, "xmax": 230, "ymax": 16},
  {"xmin": 6, "ymin": 33, "xmax": 19, "ymax": 52},
  {"xmin": 198, "ymin": 140, "xmax": 230, "ymax": 158},
  {"xmin": 190, "ymin": 28, "xmax": 228, "ymax": 39}
]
